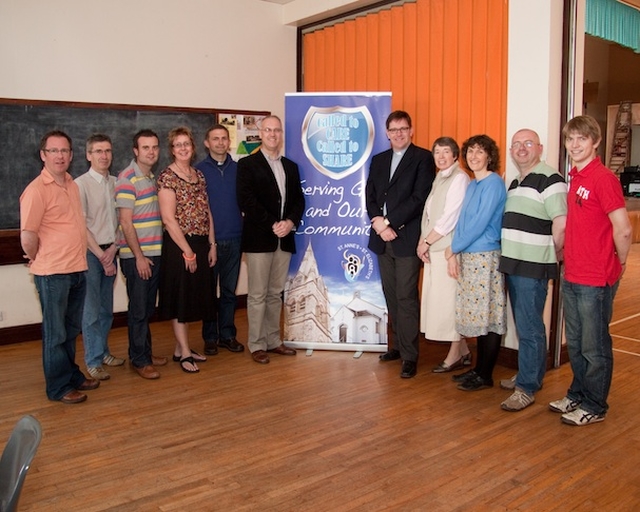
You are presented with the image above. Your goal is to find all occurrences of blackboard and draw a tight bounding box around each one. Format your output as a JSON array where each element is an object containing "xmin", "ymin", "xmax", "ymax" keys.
[{"xmin": 0, "ymin": 99, "xmax": 269, "ymax": 230}]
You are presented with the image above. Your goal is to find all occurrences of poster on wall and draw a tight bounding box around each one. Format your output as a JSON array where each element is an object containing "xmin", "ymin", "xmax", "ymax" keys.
[
  {"xmin": 284, "ymin": 92, "xmax": 392, "ymax": 352},
  {"xmin": 217, "ymin": 113, "xmax": 266, "ymax": 160}
]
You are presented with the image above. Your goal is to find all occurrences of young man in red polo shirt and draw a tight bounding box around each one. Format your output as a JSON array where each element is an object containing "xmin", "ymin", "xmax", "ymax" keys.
[{"xmin": 549, "ymin": 115, "xmax": 632, "ymax": 426}]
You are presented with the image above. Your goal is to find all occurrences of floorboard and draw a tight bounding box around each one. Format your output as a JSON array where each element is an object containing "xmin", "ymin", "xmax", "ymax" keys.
[{"xmin": 1, "ymin": 246, "xmax": 639, "ymax": 511}]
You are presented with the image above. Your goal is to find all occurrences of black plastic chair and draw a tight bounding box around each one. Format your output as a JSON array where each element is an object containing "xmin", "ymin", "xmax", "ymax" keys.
[{"xmin": 0, "ymin": 415, "xmax": 42, "ymax": 512}]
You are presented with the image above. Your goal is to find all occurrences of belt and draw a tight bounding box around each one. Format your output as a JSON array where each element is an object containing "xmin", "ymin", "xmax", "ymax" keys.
[{"xmin": 99, "ymin": 243, "xmax": 114, "ymax": 250}]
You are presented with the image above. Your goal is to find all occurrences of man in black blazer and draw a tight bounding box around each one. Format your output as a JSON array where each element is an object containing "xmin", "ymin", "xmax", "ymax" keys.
[
  {"xmin": 366, "ymin": 110, "xmax": 435, "ymax": 378},
  {"xmin": 237, "ymin": 115, "xmax": 305, "ymax": 364}
]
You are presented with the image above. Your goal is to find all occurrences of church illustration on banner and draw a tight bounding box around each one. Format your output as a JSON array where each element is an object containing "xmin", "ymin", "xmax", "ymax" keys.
[{"xmin": 284, "ymin": 242, "xmax": 388, "ymax": 345}]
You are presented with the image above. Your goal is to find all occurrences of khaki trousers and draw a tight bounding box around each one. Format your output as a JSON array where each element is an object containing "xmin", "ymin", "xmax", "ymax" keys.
[{"xmin": 245, "ymin": 248, "xmax": 291, "ymax": 353}]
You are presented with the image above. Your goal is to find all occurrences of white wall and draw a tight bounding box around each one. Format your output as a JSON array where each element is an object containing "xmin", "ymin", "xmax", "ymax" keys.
[
  {"xmin": 503, "ymin": 0, "xmax": 565, "ymax": 350},
  {"xmin": 0, "ymin": 0, "xmax": 573, "ymax": 336},
  {"xmin": 0, "ymin": 0, "xmax": 297, "ymax": 329},
  {"xmin": 0, "ymin": 0, "xmax": 296, "ymax": 112},
  {"xmin": 282, "ymin": 0, "xmax": 384, "ymax": 25},
  {"xmin": 506, "ymin": 0, "xmax": 564, "ymax": 184}
]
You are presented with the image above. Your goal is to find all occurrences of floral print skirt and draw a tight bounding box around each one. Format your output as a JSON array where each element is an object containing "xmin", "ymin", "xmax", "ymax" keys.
[{"xmin": 455, "ymin": 250, "xmax": 506, "ymax": 337}]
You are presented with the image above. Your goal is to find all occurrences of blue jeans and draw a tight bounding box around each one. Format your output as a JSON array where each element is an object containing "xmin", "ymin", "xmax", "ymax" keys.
[
  {"xmin": 202, "ymin": 237, "xmax": 241, "ymax": 342},
  {"xmin": 562, "ymin": 279, "xmax": 618, "ymax": 416},
  {"xmin": 120, "ymin": 256, "xmax": 161, "ymax": 368},
  {"xmin": 34, "ymin": 272, "xmax": 87, "ymax": 400},
  {"xmin": 82, "ymin": 252, "xmax": 116, "ymax": 368},
  {"xmin": 508, "ymin": 275, "xmax": 548, "ymax": 395}
]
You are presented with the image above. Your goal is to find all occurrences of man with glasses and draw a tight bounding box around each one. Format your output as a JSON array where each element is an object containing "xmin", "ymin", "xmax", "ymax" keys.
[
  {"xmin": 20, "ymin": 130, "xmax": 100, "ymax": 403},
  {"xmin": 75, "ymin": 134, "xmax": 125, "ymax": 382},
  {"xmin": 499, "ymin": 129, "xmax": 567, "ymax": 412},
  {"xmin": 366, "ymin": 110, "xmax": 435, "ymax": 378},
  {"xmin": 237, "ymin": 115, "xmax": 305, "ymax": 364},
  {"xmin": 116, "ymin": 129, "xmax": 168, "ymax": 379},
  {"xmin": 196, "ymin": 124, "xmax": 245, "ymax": 356}
]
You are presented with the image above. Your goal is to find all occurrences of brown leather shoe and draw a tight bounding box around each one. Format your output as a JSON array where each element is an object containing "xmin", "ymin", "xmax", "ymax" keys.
[
  {"xmin": 151, "ymin": 355, "xmax": 168, "ymax": 366},
  {"xmin": 268, "ymin": 344, "xmax": 297, "ymax": 356},
  {"xmin": 77, "ymin": 378, "xmax": 100, "ymax": 391},
  {"xmin": 60, "ymin": 390, "xmax": 87, "ymax": 404},
  {"xmin": 252, "ymin": 350, "xmax": 270, "ymax": 364},
  {"xmin": 135, "ymin": 365, "xmax": 160, "ymax": 379}
]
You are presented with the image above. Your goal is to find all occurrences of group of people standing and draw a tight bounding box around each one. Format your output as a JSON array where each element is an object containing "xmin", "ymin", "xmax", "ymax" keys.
[
  {"xmin": 19, "ymin": 110, "xmax": 631, "ymax": 426},
  {"xmin": 368, "ymin": 110, "xmax": 631, "ymax": 426},
  {"xmin": 19, "ymin": 122, "xmax": 251, "ymax": 403}
]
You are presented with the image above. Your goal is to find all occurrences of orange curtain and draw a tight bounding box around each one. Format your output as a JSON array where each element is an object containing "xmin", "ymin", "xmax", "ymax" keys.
[{"xmin": 302, "ymin": 0, "xmax": 509, "ymax": 174}]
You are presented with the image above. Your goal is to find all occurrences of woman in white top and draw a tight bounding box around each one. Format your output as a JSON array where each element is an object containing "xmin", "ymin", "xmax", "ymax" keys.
[{"xmin": 416, "ymin": 137, "xmax": 471, "ymax": 372}]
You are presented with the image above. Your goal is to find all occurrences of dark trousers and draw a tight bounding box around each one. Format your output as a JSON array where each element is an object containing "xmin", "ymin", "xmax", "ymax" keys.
[
  {"xmin": 120, "ymin": 256, "xmax": 161, "ymax": 368},
  {"xmin": 202, "ymin": 237, "xmax": 241, "ymax": 342},
  {"xmin": 377, "ymin": 242, "xmax": 422, "ymax": 362}
]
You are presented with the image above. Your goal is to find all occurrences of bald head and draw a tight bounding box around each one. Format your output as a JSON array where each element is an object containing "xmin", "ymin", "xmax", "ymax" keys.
[{"xmin": 510, "ymin": 129, "xmax": 543, "ymax": 176}]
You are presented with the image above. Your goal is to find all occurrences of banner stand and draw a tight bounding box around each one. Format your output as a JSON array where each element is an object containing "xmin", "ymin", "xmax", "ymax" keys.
[{"xmin": 284, "ymin": 93, "xmax": 393, "ymax": 353}]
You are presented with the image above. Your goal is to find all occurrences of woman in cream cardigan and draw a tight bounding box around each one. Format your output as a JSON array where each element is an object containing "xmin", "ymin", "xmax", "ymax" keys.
[{"xmin": 416, "ymin": 137, "xmax": 471, "ymax": 372}]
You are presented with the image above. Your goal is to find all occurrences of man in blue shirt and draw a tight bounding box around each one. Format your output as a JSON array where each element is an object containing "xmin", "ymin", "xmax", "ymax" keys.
[{"xmin": 196, "ymin": 124, "xmax": 245, "ymax": 355}]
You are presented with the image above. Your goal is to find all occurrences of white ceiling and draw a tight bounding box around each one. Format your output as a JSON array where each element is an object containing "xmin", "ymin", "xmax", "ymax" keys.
[
  {"xmin": 258, "ymin": 0, "xmax": 640, "ymax": 13},
  {"xmin": 258, "ymin": 0, "xmax": 640, "ymax": 7}
]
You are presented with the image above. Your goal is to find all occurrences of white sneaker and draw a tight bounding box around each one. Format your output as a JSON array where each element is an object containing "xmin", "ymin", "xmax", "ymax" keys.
[
  {"xmin": 500, "ymin": 374, "xmax": 517, "ymax": 390},
  {"xmin": 561, "ymin": 407, "xmax": 605, "ymax": 426},
  {"xmin": 501, "ymin": 388, "xmax": 535, "ymax": 411},
  {"xmin": 87, "ymin": 366, "xmax": 111, "ymax": 380},
  {"xmin": 103, "ymin": 354, "xmax": 125, "ymax": 367},
  {"xmin": 549, "ymin": 396, "xmax": 581, "ymax": 413}
]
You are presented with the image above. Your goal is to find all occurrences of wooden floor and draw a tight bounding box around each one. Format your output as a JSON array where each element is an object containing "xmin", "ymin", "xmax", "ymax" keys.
[{"xmin": 2, "ymin": 246, "xmax": 640, "ymax": 511}]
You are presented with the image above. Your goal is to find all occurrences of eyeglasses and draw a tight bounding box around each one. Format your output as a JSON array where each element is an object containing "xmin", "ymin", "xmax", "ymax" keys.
[
  {"xmin": 172, "ymin": 142, "xmax": 192, "ymax": 148},
  {"xmin": 90, "ymin": 149, "xmax": 112, "ymax": 155},
  {"xmin": 261, "ymin": 127, "xmax": 283, "ymax": 134},
  {"xmin": 511, "ymin": 140, "xmax": 538, "ymax": 150},
  {"xmin": 43, "ymin": 148, "xmax": 72, "ymax": 155},
  {"xmin": 387, "ymin": 126, "xmax": 410, "ymax": 134}
]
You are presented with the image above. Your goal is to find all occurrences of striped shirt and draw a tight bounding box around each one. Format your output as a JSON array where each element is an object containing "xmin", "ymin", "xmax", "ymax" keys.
[
  {"xmin": 115, "ymin": 159, "xmax": 163, "ymax": 258},
  {"xmin": 500, "ymin": 161, "xmax": 567, "ymax": 279}
]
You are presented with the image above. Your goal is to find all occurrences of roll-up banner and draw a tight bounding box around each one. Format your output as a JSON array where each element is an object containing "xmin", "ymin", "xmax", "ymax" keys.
[{"xmin": 284, "ymin": 92, "xmax": 392, "ymax": 352}]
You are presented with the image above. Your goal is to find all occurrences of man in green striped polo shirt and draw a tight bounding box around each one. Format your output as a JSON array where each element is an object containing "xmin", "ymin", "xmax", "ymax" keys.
[{"xmin": 499, "ymin": 129, "xmax": 568, "ymax": 412}]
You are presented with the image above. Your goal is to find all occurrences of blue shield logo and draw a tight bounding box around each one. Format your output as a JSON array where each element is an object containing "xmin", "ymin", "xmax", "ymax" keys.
[{"xmin": 301, "ymin": 106, "xmax": 375, "ymax": 180}]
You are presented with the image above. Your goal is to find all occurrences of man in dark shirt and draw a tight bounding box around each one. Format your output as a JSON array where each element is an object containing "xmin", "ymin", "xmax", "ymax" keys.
[{"xmin": 196, "ymin": 124, "xmax": 245, "ymax": 355}]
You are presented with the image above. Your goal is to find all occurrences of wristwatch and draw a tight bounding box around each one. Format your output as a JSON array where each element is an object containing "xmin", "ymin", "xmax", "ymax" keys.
[{"xmin": 383, "ymin": 217, "xmax": 391, "ymax": 227}]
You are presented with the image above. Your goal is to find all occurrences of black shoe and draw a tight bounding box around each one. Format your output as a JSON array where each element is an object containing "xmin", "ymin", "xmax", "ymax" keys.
[
  {"xmin": 204, "ymin": 341, "xmax": 218, "ymax": 356},
  {"xmin": 379, "ymin": 349, "xmax": 401, "ymax": 362},
  {"xmin": 400, "ymin": 360, "xmax": 417, "ymax": 378},
  {"xmin": 451, "ymin": 369, "xmax": 477, "ymax": 383},
  {"xmin": 218, "ymin": 338, "xmax": 245, "ymax": 353},
  {"xmin": 456, "ymin": 374, "xmax": 493, "ymax": 391}
]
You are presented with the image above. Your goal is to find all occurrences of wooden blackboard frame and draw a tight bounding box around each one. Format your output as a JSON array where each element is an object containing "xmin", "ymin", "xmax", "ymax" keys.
[{"xmin": 0, "ymin": 98, "xmax": 269, "ymax": 265}]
